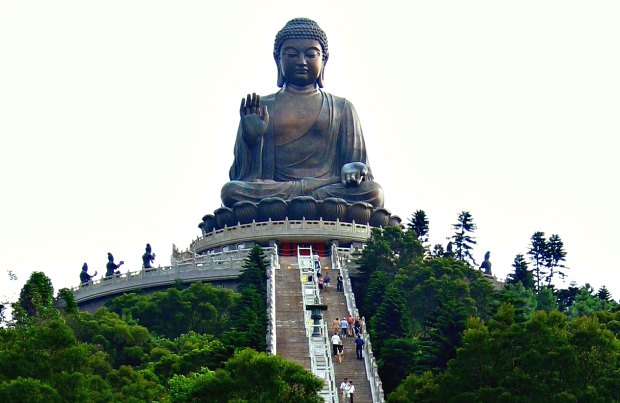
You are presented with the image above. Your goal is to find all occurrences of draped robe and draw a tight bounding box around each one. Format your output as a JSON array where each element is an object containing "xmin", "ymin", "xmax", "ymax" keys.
[{"xmin": 221, "ymin": 90, "xmax": 383, "ymax": 208}]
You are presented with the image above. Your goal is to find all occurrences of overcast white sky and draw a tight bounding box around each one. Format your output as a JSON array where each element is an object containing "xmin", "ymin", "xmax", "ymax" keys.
[{"xmin": 2, "ymin": 0, "xmax": 619, "ymax": 304}]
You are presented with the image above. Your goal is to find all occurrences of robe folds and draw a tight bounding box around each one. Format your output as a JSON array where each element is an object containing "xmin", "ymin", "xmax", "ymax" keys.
[{"xmin": 221, "ymin": 90, "xmax": 383, "ymax": 208}]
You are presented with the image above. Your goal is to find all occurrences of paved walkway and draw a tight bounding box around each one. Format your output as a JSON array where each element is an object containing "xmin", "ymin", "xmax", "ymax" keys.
[
  {"xmin": 275, "ymin": 257, "xmax": 311, "ymax": 371},
  {"xmin": 320, "ymin": 276, "xmax": 373, "ymax": 403}
]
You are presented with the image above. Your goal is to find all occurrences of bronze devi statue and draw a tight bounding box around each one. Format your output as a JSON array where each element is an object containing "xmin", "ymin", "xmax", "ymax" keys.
[{"xmin": 221, "ymin": 18, "xmax": 384, "ymax": 208}]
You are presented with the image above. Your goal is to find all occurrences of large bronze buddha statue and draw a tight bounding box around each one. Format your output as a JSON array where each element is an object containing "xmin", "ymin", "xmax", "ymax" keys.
[{"xmin": 221, "ymin": 18, "xmax": 384, "ymax": 208}]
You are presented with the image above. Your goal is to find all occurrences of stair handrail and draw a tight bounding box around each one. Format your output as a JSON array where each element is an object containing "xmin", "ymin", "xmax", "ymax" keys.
[
  {"xmin": 297, "ymin": 246, "xmax": 339, "ymax": 403},
  {"xmin": 335, "ymin": 248, "xmax": 386, "ymax": 403},
  {"xmin": 266, "ymin": 245, "xmax": 277, "ymax": 354}
]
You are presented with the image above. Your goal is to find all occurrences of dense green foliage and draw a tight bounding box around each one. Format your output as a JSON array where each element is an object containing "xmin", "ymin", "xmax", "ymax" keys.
[
  {"xmin": 388, "ymin": 308, "xmax": 620, "ymax": 402},
  {"xmin": 0, "ymin": 250, "xmax": 322, "ymax": 401},
  {"xmin": 354, "ymin": 226, "xmax": 494, "ymax": 393},
  {"xmin": 168, "ymin": 349, "xmax": 322, "ymax": 402},
  {"xmin": 353, "ymin": 224, "xmax": 620, "ymax": 401},
  {"xmin": 3, "ymin": 224, "xmax": 619, "ymax": 401}
]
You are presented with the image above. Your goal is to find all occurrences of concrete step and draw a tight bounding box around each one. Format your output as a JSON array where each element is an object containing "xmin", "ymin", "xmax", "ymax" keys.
[
  {"xmin": 275, "ymin": 261, "xmax": 311, "ymax": 371},
  {"xmin": 320, "ymin": 282, "xmax": 374, "ymax": 403}
]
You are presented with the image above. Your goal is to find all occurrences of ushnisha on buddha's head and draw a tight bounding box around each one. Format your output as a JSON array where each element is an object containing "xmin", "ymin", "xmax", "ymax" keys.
[{"xmin": 273, "ymin": 18, "xmax": 329, "ymax": 88}]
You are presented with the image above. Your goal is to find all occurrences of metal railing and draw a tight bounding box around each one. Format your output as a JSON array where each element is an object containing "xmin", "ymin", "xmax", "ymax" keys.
[
  {"xmin": 334, "ymin": 247, "xmax": 385, "ymax": 403},
  {"xmin": 298, "ymin": 246, "xmax": 339, "ymax": 403},
  {"xmin": 266, "ymin": 245, "xmax": 278, "ymax": 355}
]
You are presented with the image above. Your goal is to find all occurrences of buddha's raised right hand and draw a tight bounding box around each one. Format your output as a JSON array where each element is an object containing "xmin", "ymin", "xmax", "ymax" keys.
[{"xmin": 240, "ymin": 93, "xmax": 269, "ymax": 146}]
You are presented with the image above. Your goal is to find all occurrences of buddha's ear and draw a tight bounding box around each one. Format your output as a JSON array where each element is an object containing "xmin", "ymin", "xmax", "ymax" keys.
[
  {"xmin": 274, "ymin": 52, "xmax": 284, "ymax": 88},
  {"xmin": 317, "ymin": 58, "xmax": 327, "ymax": 88}
]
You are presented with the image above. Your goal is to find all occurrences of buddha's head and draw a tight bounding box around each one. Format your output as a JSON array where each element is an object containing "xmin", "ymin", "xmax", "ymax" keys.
[{"xmin": 274, "ymin": 18, "xmax": 328, "ymax": 88}]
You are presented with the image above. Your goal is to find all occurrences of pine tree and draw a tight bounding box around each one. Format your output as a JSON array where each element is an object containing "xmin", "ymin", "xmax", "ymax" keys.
[
  {"xmin": 451, "ymin": 211, "xmax": 477, "ymax": 266},
  {"xmin": 407, "ymin": 210, "xmax": 429, "ymax": 243},
  {"xmin": 544, "ymin": 234, "xmax": 567, "ymax": 286},
  {"xmin": 369, "ymin": 285, "xmax": 412, "ymax": 356},
  {"xmin": 556, "ymin": 282, "xmax": 580, "ymax": 312},
  {"xmin": 239, "ymin": 245, "xmax": 268, "ymax": 297},
  {"xmin": 527, "ymin": 231, "xmax": 547, "ymax": 290},
  {"xmin": 419, "ymin": 299, "xmax": 472, "ymax": 371},
  {"xmin": 597, "ymin": 285, "xmax": 612, "ymax": 301},
  {"xmin": 432, "ymin": 244, "xmax": 445, "ymax": 258},
  {"xmin": 506, "ymin": 254, "xmax": 535, "ymax": 289}
]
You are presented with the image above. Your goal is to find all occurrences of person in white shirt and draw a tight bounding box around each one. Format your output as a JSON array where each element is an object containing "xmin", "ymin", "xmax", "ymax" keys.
[
  {"xmin": 339, "ymin": 378, "xmax": 349, "ymax": 402},
  {"xmin": 331, "ymin": 332, "xmax": 342, "ymax": 357},
  {"xmin": 347, "ymin": 380, "xmax": 355, "ymax": 403}
]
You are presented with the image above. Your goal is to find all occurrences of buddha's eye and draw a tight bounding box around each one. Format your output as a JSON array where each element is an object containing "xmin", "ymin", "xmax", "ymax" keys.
[
  {"xmin": 284, "ymin": 51, "xmax": 299, "ymax": 58},
  {"xmin": 305, "ymin": 50, "xmax": 320, "ymax": 59}
]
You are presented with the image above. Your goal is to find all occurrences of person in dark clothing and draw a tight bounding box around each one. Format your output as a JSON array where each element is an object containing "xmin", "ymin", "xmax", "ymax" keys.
[
  {"xmin": 355, "ymin": 335, "xmax": 364, "ymax": 360},
  {"xmin": 354, "ymin": 318, "xmax": 362, "ymax": 335},
  {"xmin": 337, "ymin": 273, "xmax": 344, "ymax": 291}
]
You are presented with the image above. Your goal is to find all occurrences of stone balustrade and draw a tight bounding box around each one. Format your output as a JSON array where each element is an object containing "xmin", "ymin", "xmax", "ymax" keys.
[
  {"xmin": 73, "ymin": 247, "xmax": 276, "ymax": 305},
  {"xmin": 191, "ymin": 218, "xmax": 373, "ymax": 254},
  {"xmin": 335, "ymin": 245, "xmax": 386, "ymax": 403}
]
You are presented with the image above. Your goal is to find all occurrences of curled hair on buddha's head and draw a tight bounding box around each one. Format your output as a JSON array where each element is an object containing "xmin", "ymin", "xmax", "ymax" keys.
[{"xmin": 274, "ymin": 18, "xmax": 329, "ymax": 88}]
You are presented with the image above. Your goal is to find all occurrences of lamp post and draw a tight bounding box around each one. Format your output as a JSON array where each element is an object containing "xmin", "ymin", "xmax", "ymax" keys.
[{"xmin": 305, "ymin": 298, "xmax": 328, "ymax": 337}]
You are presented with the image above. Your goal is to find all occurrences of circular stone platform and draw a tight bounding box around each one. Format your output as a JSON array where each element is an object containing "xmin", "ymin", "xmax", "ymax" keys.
[{"xmin": 191, "ymin": 218, "xmax": 374, "ymax": 254}]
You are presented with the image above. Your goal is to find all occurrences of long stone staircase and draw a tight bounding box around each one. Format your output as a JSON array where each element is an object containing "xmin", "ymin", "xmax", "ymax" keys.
[
  {"xmin": 275, "ymin": 256, "xmax": 311, "ymax": 371},
  {"xmin": 274, "ymin": 250, "xmax": 377, "ymax": 402},
  {"xmin": 321, "ymin": 280, "xmax": 373, "ymax": 402}
]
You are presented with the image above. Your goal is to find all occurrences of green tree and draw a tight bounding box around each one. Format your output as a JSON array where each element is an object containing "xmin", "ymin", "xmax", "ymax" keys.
[
  {"xmin": 106, "ymin": 282, "xmax": 237, "ymax": 339},
  {"xmin": 597, "ymin": 285, "xmax": 612, "ymax": 302},
  {"xmin": 238, "ymin": 245, "xmax": 268, "ymax": 296},
  {"xmin": 0, "ymin": 378, "xmax": 61, "ymax": 402},
  {"xmin": 528, "ymin": 231, "xmax": 547, "ymax": 290},
  {"xmin": 496, "ymin": 283, "xmax": 537, "ymax": 322},
  {"xmin": 506, "ymin": 254, "xmax": 535, "ymax": 289},
  {"xmin": 535, "ymin": 286, "xmax": 559, "ymax": 312},
  {"xmin": 389, "ymin": 308, "xmax": 620, "ymax": 402},
  {"xmin": 569, "ymin": 285, "xmax": 615, "ymax": 319},
  {"xmin": 377, "ymin": 337, "xmax": 420, "ymax": 394},
  {"xmin": 451, "ymin": 211, "xmax": 477, "ymax": 266},
  {"xmin": 418, "ymin": 298, "xmax": 473, "ymax": 372},
  {"xmin": 544, "ymin": 234, "xmax": 567, "ymax": 286},
  {"xmin": 355, "ymin": 226, "xmax": 424, "ymax": 314},
  {"xmin": 12, "ymin": 272, "xmax": 56, "ymax": 324},
  {"xmin": 57, "ymin": 288, "xmax": 78, "ymax": 315},
  {"xmin": 407, "ymin": 210, "xmax": 429, "ymax": 243},
  {"xmin": 431, "ymin": 244, "xmax": 445, "ymax": 258},
  {"xmin": 556, "ymin": 282, "xmax": 580, "ymax": 312},
  {"xmin": 169, "ymin": 349, "xmax": 322, "ymax": 403},
  {"xmin": 363, "ymin": 271, "xmax": 390, "ymax": 319},
  {"xmin": 370, "ymin": 285, "xmax": 412, "ymax": 356}
]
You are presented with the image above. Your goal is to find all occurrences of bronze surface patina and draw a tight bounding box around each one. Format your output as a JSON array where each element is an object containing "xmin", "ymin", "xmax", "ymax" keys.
[{"xmin": 221, "ymin": 18, "xmax": 384, "ymax": 209}]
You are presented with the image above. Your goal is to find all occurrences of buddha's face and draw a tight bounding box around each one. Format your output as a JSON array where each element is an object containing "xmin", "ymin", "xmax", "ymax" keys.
[{"xmin": 279, "ymin": 39, "xmax": 324, "ymax": 87}]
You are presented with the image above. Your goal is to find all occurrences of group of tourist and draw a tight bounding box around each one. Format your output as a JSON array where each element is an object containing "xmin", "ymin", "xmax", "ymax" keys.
[
  {"xmin": 339, "ymin": 378, "xmax": 356, "ymax": 403},
  {"xmin": 310, "ymin": 251, "xmax": 345, "ymax": 292},
  {"xmin": 311, "ymin": 265, "xmax": 344, "ymax": 293},
  {"xmin": 79, "ymin": 243, "xmax": 155, "ymax": 285},
  {"xmin": 331, "ymin": 313, "xmax": 362, "ymax": 338},
  {"xmin": 330, "ymin": 313, "xmax": 365, "ymax": 364}
]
